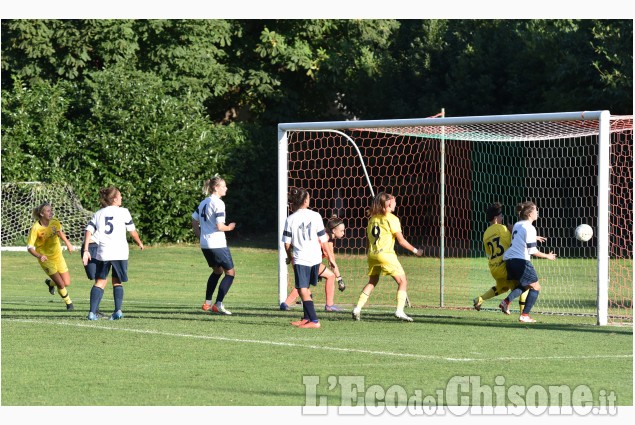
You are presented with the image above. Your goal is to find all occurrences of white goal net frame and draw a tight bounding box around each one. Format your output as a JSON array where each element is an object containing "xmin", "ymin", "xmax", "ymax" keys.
[
  {"xmin": 277, "ymin": 111, "xmax": 633, "ymax": 326},
  {"xmin": 1, "ymin": 181, "xmax": 94, "ymax": 251}
]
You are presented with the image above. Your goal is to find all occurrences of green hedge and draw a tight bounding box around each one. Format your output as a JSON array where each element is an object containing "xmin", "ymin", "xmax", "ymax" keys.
[{"xmin": 1, "ymin": 69, "xmax": 277, "ymax": 243}]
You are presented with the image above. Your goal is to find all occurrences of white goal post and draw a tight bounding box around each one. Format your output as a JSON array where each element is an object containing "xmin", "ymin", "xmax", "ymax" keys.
[
  {"xmin": 1, "ymin": 181, "xmax": 94, "ymax": 251},
  {"xmin": 277, "ymin": 111, "xmax": 633, "ymax": 326}
]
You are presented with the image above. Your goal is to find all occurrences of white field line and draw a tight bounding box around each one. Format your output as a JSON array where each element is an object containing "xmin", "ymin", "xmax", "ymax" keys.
[{"xmin": 3, "ymin": 318, "xmax": 632, "ymax": 363}]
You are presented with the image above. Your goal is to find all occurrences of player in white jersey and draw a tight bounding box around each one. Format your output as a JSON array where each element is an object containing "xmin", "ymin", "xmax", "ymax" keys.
[
  {"xmin": 192, "ymin": 176, "xmax": 236, "ymax": 315},
  {"xmin": 282, "ymin": 187, "xmax": 332, "ymax": 329},
  {"xmin": 83, "ymin": 187, "xmax": 144, "ymax": 320},
  {"xmin": 500, "ymin": 201, "xmax": 556, "ymax": 323}
]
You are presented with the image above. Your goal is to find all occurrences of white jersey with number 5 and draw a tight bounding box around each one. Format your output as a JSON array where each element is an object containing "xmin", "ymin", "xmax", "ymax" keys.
[
  {"xmin": 86, "ymin": 206, "xmax": 136, "ymax": 261},
  {"xmin": 281, "ymin": 209, "xmax": 327, "ymax": 267}
]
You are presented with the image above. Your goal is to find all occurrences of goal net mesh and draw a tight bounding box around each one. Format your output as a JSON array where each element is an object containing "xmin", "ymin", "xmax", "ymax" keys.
[
  {"xmin": 1, "ymin": 182, "xmax": 93, "ymax": 250},
  {"xmin": 284, "ymin": 116, "xmax": 632, "ymax": 324}
]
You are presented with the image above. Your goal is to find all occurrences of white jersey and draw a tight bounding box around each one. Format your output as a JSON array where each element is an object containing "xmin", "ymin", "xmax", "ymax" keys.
[
  {"xmin": 503, "ymin": 220, "xmax": 538, "ymax": 261},
  {"xmin": 86, "ymin": 206, "xmax": 136, "ymax": 261},
  {"xmin": 192, "ymin": 195, "xmax": 227, "ymax": 249},
  {"xmin": 281, "ymin": 208, "xmax": 328, "ymax": 267}
]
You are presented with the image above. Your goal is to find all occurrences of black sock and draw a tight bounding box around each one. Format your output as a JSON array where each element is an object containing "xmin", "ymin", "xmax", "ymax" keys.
[
  {"xmin": 206, "ymin": 272, "xmax": 222, "ymax": 300},
  {"xmin": 89, "ymin": 286, "xmax": 104, "ymax": 314},
  {"xmin": 215, "ymin": 275, "xmax": 235, "ymax": 304}
]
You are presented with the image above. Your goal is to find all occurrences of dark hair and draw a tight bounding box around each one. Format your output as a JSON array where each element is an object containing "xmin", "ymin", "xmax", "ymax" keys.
[
  {"xmin": 288, "ymin": 187, "xmax": 309, "ymax": 212},
  {"xmin": 326, "ymin": 215, "xmax": 344, "ymax": 236},
  {"xmin": 368, "ymin": 192, "xmax": 393, "ymax": 217},
  {"xmin": 99, "ymin": 187, "xmax": 120, "ymax": 207},
  {"xmin": 486, "ymin": 202, "xmax": 503, "ymax": 222},
  {"xmin": 516, "ymin": 201, "xmax": 536, "ymax": 220}
]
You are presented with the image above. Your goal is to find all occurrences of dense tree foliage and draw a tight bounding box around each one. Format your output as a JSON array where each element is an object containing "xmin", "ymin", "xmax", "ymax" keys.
[{"xmin": 1, "ymin": 19, "xmax": 632, "ymax": 242}]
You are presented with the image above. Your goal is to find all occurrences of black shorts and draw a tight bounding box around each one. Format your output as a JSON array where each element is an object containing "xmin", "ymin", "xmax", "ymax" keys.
[
  {"xmin": 506, "ymin": 258, "xmax": 538, "ymax": 287},
  {"xmin": 293, "ymin": 264, "xmax": 320, "ymax": 289},
  {"xmin": 96, "ymin": 259, "xmax": 129, "ymax": 282},
  {"xmin": 202, "ymin": 247, "xmax": 234, "ymax": 270},
  {"xmin": 80, "ymin": 242, "xmax": 99, "ymax": 280}
]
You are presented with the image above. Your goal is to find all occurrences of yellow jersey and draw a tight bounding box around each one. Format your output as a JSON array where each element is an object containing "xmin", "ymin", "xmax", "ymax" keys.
[
  {"xmin": 482, "ymin": 223, "xmax": 511, "ymax": 280},
  {"xmin": 27, "ymin": 218, "xmax": 63, "ymax": 258},
  {"xmin": 367, "ymin": 212, "xmax": 402, "ymax": 256}
]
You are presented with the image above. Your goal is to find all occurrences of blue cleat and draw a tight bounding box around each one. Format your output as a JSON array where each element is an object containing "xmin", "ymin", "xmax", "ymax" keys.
[
  {"xmin": 280, "ymin": 302, "xmax": 290, "ymax": 311},
  {"xmin": 325, "ymin": 305, "xmax": 342, "ymax": 312},
  {"xmin": 87, "ymin": 312, "xmax": 98, "ymax": 321},
  {"xmin": 109, "ymin": 310, "xmax": 124, "ymax": 320}
]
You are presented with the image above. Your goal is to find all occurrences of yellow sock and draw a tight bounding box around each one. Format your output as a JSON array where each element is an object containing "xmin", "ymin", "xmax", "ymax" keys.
[
  {"xmin": 480, "ymin": 287, "xmax": 497, "ymax": 301},
  {"xmin": 355, "ymin": 292, "xmax": 370, "ymax": 310},
  {"xmin": 58, "ymin": 287, "xmax": 72, "ymax": 305},
  {"xmin": 397, "ymin": 290, "xmax": 408, "ymax": 311},
  {"xmin": 519, "ymin": 289, "xmax": 528, "ymax": 314}
]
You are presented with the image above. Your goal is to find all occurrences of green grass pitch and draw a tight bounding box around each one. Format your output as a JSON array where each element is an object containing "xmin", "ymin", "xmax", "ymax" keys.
[{"xmin": 1, "ymin": 243, "xmax": 632, "ymax": 410}]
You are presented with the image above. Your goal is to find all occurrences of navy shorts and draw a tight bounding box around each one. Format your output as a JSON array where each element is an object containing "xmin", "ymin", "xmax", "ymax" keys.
[
  {"xmin": 506, "ymin": 258, "xmax": 538, "ymax": 287},
  {"xmin": 202, "ymin": 247, "xmax": 234, "ymax": 270},
  {"xmin": 95, "ymin": 259, "xmax": 129, "ymax": 282},
  {"xmin": 80, "ymin": 242, "xmax": 99, "ymax": 280},
  {"xmin": 293, "ymin": 264, "xmax": 321, "ymax": 289}
]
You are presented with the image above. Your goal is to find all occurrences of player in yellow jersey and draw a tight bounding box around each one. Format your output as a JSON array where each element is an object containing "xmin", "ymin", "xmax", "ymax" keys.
[
  {"xmin": 352, "ymin": 192, "xmax": 422, "ymax": 322},
  {"xmin": 473, "ymin": 202, "xmax": 529, "ymax": 314},
  {"xmin": 27, "ymin": 202, "xmax": 75, "ymax": 311}
]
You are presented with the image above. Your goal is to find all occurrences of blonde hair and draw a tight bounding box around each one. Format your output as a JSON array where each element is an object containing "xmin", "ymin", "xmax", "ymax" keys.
[
  {"xmin": 203, "ymin": 175, "xmax": 225, "ymax": 196},
  {"xmin": 32, "ymin": 202, "xmax": 51, "ymax": 221}
]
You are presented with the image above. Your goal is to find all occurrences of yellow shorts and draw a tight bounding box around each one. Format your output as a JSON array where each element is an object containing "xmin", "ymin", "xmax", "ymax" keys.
[
  {"xmin": 493, "ymin": 277, "xmax": 516, "ymax": 293},
  {"xmin": 367, "ymin": 252, "xmax": 405, "ymax": 277},
  {"xmin": 39, "ymin": 252, "xmax": 69, "ymax": 276}
]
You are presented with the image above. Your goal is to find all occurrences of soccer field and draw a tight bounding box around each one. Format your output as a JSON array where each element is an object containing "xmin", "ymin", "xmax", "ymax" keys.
[{"xmin": 1, "ymin": 245, "xmax": 632, "ymax": 412}]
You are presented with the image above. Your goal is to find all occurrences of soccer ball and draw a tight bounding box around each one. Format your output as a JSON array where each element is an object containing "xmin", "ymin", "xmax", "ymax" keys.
[{"xmin": 574, "ymin": 224, "xmax": 593, "ymax": 242}]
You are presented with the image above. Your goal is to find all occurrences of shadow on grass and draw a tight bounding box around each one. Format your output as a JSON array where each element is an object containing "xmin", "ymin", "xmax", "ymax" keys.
[{"xmin": 2, "ymin": 302, "xmax": 632, "ymax": 336}]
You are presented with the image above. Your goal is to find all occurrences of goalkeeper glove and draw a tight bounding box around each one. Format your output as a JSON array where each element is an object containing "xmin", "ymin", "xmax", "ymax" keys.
[{"xmin": 337, "ymin": 277, "xmax": 346, "ymax": 292}]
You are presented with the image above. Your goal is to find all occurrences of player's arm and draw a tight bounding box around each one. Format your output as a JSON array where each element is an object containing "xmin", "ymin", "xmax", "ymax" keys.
[
  {"xmin": 129, "ymin": 230, "xmax": 144, "ymax": 250},
  {"xmin": 395, "ymin": 231, "xmax": 422, "ymax": 257},
  {"xmin": 323, "ymin": 240, "xmax": 339, "ymax": 274},
  {"xmin": 26, "ymin": 226, "xmax": 46, "ymax": 262},
  {"xmin": 191, "ymin": 219, "xmax": 201, "ymax": 238},
  {"xmin": 57, "ymin": 229, "xmax": 74, "ymax": 253},
  {"xmin": 532, "ymin": 250, "xmax": 556, "ymax": 260},
  {"xmin": 82, "ymin": 229, "xmax": 93, "ymax": 265},
  {"xmin": 217, "ymin": 222, "xmax": 236, "ymax": 232},
  {"xmin": 27, "ymin": 246, "xmax": 46, "ymax": 262},
  {"xmin": 284, "ymin": 242, "xmax": 293, "ymax": 264}
]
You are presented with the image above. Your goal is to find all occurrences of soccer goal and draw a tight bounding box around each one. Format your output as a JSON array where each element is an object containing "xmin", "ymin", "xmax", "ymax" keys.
[
  {"xmin": 277, "ymin": 111, "xmax": 633, "ymax": 326},
  {"xmin": 1, "ymin": 182, "xmax": 94, "ymax": 251}
]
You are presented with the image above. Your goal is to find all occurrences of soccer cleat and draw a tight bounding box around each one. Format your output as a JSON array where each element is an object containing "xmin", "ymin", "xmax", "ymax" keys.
[
  {"xmin": 352, "ymin": 308, "xmax": 361, "ymax": 321},
  {"xmin": 291, "ymin": 319, "xmax": 309, "ymax": 327},
  {"xmin": 519, "ymin": 314, "xmax": 536, "ymax": 323},
  {"xmin": 212, "ymin": 303, "xmax": 232, "ymax": 315},
  {"xmin": 299, "ymin": 321, "xmax": 321, "ymax": 329},
  {"xmin": 499, "ymin": 300, "xmax": 511, "ymax": 315},
  {"xmin": 66, "ymin": 303, "xmax": 75, "ymax": 311},
  {"xmin": 87, "ymin": 312, "xmax": 98, "ymax": 321},
  {"xmin": 45, "ymin": 279, "xmax": 55, "ymax": 295},
  {"xmin": 109, "ymin": 310, "xmax": 124, "ymax": 320},
  {"xmin": 95, "ymin": 310, "xmax": 106, "ymax": 319},
  {"xmin": 280, "ymin": 302, "xmax": 290, "ymax": 311},
  {"xmin": 325, "ymin": 304, "xmax": 342, "ymax": 312},
  {"xmin": 394, "ymin": 310, "xmax": 413, "ymax": 322},
  {"xmin": 201, "ymin": 303, "xmax": 212, "ymax": 311},
  {"xmin": 473, "ymin": 297, "xmax": 483, "ymax": 311}
]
